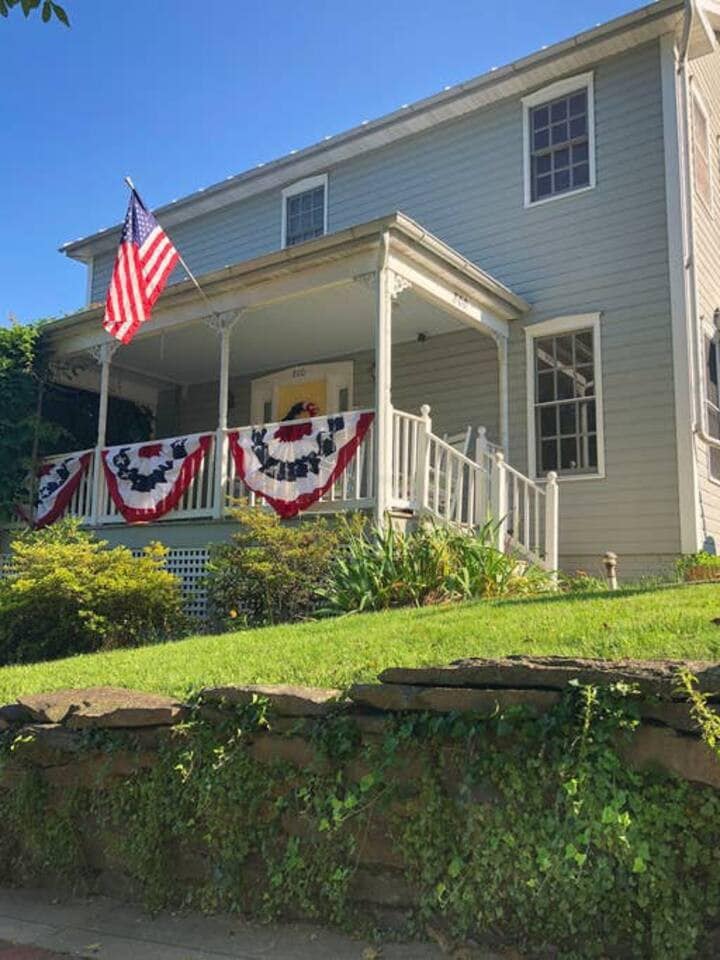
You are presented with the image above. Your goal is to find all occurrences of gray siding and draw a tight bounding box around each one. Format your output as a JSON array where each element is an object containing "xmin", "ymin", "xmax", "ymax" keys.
[
  {"xmin": 687, "ymin": 47, "xmax": 720, "ymax": 552},
  {"xmin": 97, "ymin": 40, "xmax": 677, "ymax": 575}
]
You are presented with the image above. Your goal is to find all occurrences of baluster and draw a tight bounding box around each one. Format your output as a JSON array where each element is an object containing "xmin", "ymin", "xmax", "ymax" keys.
[
  {"xmin": 456, "ymin": 458, "xmax": 465, "ymax": 524},
  {"xmin": 367, "ymin": 421, "xmax": 374, "ymax": 500},
  {"xmin": 512, "ymin": 476, "xmax": 519, "ymax": 543},
  {"xmin": 535, "ymin": 489, "xmax": 540, "ymax": 555},
  {"xmin": 523, "ymin": 483, "xmax": 530, "ymax": 551}
]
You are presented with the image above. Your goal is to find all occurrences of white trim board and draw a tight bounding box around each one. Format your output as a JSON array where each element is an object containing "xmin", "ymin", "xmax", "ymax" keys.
[
  {"xmin": 524, "ymin": 312, "xmax": 606, "ymax": 482},
  {"xmin": 660, "ymin": 33, "xmax": 701, "ymax": 553}
]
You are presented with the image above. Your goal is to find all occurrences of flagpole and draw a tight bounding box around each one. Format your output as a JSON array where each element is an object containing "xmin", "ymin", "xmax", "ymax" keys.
[{"xmin": 123, "ymin": 176, "xmax": 220, "ymax": 320}]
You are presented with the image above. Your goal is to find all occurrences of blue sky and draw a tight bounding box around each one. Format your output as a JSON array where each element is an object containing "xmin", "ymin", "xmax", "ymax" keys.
[{"xmin": 2, "ymin": 0, "xmax": 639, "ymax": 325}]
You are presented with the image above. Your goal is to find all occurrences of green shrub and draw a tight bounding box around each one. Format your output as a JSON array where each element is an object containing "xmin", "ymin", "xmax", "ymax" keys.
[
  {"xmin": 0, "ymin": 518, "xmax": 186, "ymax": 665},
  {"xmin": 676, "ymin": 551, "xmax": 720, "ymax": 582},
  {"xmin": 206, "ymin": 504, "xmax": 365, "ymax": 628},
  {"xmin": 320, "ymin": 519, "xmax": 553, "ymax": 615}
]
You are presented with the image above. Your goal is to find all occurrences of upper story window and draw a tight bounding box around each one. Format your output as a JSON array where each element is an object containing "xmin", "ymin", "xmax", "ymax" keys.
[
  {"xmin": 525, "ymin": 314, "xmax": 605, "ymax": 479},
  {"xmin": 692, "ymin": 91, "xmax": 712, "ymax": 209},
  {"xmin": 522, "ymin": 73, "xmax": 596, "ymax": 208},
  {"xmin": 281, "ymin": 174, "xmax": 328, "ymax": 248}
]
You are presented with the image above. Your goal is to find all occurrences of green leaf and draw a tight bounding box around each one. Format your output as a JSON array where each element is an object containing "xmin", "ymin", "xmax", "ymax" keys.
[
  {"xmin": 51, "ymin": 2, "xmax": 68, "ymax": 25},
  {"xmin": 632, "ymin": 856, "xmax": 646, "ymax": 874},
  {"xmin": 41, "ymin": 0, "xmax": 50, "ymax": 21}
]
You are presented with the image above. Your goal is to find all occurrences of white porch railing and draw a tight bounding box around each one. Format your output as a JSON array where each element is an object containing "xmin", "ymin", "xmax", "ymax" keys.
[
  {"xmin": 391, "ymin": 407, "xmax": 559, "ymax": 570},
  {"xmin": 34, "ymin": 405, "xmax": 558, "ymax": 570}
]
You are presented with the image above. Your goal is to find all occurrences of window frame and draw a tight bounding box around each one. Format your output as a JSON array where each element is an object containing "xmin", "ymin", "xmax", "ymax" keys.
[
  {"xmin": 525, "ymin": 313, "xmax": 606, "ymax": 482},
  {"xmin": 281, "ymin": 173, "xmax": 328, "ymax": 249},
  {"xmin": 701, "ymin": 320, "xmax": 720, "ymax": 484},
  {"xmin": 522, "ymin": 72, "xmax": 596, "ymax": 209},
  {"xmin": 691, "ymin": 87, "xmax": 713, "ymax": 213}
]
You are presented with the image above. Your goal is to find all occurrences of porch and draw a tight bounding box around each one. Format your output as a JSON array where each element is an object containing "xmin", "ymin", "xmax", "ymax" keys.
[{"xmin": 39, "ymin": 213, "xmax": 559, "ymax": 569}]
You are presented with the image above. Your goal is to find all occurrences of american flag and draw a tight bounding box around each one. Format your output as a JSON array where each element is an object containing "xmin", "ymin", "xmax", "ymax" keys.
[{"xmin": 103, "ymin": 189, "xmax": 180, "ymax": 344}]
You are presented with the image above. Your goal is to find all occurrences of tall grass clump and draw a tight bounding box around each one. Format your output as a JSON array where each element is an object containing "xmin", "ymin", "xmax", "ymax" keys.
[{"xmin": 320, "ymin": 519, "xmax": 553, "ymax": 614}]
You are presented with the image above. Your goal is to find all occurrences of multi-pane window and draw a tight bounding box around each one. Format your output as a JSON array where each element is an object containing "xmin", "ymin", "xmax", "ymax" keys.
[
  {"xmin": 704, "ymin": 334, "xmax": 720, "ymax": 480},
  {"xmin": 529, "ymin": 88, "xmax": 590, "ymax": 202},
  {"xmin": 284, "ymin": 184, "xmax": 326, "ymax": 247},
  {"xmin": 534, "ymin": 329, "xmax": 598, "ymax": 475},
  {"xmin": 693, "ymin": 95, "xmax": 711, "ymax": 207}
]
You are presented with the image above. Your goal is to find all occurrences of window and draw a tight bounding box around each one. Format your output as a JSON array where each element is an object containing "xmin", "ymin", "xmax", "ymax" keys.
[
  {"xmin": 281, "ymin": 174, "xmax": 328, "ymax": 248},
  {"xmin": 526, "ymin": 314, "xmax": 605, "ymax": 479},
  {"xmin": 704, "ymin": 332, "xmax": 720, "ymax": 480},
  {"xmin": 692, "ymin": 92, "xmax": 712, "ymax": 208},
  {"xmin": 522, "ymin": 73, "xmax": 595, "ymax": 207}
]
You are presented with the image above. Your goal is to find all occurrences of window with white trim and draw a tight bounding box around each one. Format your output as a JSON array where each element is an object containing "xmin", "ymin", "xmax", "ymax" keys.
[
  {"xmin": 526, "ymin": 315, "xmax": 604, "ymax": 479},
  {"xmin": 522, "ymin": 73, "xmax": 595, "ymax": 207},
  {"xmin": 703, "ymin": 331, "xmax": 720, "ymax": 480},
  {"xmin": 281, "ymin": 175, "xmax": 328, "ymax": 248},
  {"xmin": 692, "ymin": 92, "xmax": 711, "ymax": 208}
]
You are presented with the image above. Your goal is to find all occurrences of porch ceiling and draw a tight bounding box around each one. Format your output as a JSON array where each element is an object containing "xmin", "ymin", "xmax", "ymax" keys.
[{"xmin": 113, "ymin": 280, "xmax": 465, "ymax": 385}]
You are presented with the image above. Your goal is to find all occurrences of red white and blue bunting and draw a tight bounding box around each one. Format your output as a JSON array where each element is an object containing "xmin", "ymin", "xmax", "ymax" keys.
[
  {"xmin": 35, "ymin": 452, "xmax": 92, "ymax": 529},
  {"xmin": 229, "ymin": 411, "xmax": 374, "ymax": 518},
  {"xmin": 102, "ymin": 434, "xmax": 212, "ymax": 523}
]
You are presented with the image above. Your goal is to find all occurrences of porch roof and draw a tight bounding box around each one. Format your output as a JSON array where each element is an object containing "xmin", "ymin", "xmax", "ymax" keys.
[{"xmin": 44, "ymin": 212, "xmax": 530, "ymax": 367}]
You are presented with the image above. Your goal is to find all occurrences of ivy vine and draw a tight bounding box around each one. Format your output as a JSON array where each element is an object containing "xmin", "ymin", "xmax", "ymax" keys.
[{"xmin": 1, "ymin": 687, "xmax": 719, "ymax": 959}]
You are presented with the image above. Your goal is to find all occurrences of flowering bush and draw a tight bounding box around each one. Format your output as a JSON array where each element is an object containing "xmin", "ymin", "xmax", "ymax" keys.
[
  {"xmin": 206, "ymin": 504, "xmax": 365, "ymax": 628},
  {"xmin": 0, "ymin": 518, "xmax": 186, "ymax": 665}
]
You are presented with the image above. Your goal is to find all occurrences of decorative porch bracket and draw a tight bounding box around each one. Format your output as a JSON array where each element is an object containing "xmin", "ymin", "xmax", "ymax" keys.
[{"xmin": 204, "ymin": 310, "xmax": 244, "ymax": 519}]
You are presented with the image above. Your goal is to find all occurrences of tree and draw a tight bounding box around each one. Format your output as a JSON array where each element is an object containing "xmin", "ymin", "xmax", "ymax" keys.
[{"xmin": 0, "ymin": 0, "xmax": 69, "ymax": 26}]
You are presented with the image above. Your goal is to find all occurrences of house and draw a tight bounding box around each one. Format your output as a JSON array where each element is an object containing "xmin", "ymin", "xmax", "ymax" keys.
[{"xmin": 17, "ymin": 0, "xmax": 720, "ymax": 582}]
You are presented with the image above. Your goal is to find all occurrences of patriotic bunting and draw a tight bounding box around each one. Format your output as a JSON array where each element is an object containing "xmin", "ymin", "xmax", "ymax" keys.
[
  {"xmin": 229, "ymin": 412, "xmax": 374, "ymax": 518},
  {"xmin": 35, "ymin": 452, "xmax": 92, "ymax": 529},
  {"xmin": 102, "ymin": 435, "xmax": 212, "ymax": 523}
]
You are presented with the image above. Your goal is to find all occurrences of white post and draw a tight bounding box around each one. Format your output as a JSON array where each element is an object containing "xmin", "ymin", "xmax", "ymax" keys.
[
  {"xmin": 495, "ymin": 333, "xmax": 509, "ymax": 454},
  {"xmin": 90, "ymin": 341, "xmax": 116, "ymax": 526},
  {"xmin": 491, "ymin": 450, "xmax": 508, "ymax": 552},
  {"xmin": 544, "ymin": 470, "xmax": 559, "ymax": 573},
  {"xmin": 374, "ymin": 236, "xmax": 393, "ymax": 526},
  {"xmin": 475, "ymin": 426, "xmax": 489, "ymax": 524},
  {"xmin": 414, "ymin": 404, "xmax": 432, "ymax": 513},
  {"xmin": 210, "ymin": 312, "xmax": 240, "ymax": 520}
]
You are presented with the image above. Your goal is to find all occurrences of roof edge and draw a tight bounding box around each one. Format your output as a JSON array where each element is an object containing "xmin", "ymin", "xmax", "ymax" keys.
[{"xmin": 45, "ymin": 212, "xmax": 529, "ymax": 342}]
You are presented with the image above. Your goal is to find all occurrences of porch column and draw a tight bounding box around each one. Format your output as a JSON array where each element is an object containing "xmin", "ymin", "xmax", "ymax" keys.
[
  {"xmin": 494, "ymin": 332, "xmax": 510, "ymax": 453},
  {"xmin": 90, "ymin": 340, "xmax": 118, "ymax": 525},
  {"xmin": 374, "ymin": 237, "xmax": 392, "ymax": 524},
  {"xmin": 208, "ymin": 311, "xmax": 241, "ymax": 520}
]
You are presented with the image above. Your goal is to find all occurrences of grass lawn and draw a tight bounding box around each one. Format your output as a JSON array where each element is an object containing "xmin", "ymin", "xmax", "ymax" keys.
[{"xmin": 0, "ymin": 583, "xmax": 719, "ymax": 703}]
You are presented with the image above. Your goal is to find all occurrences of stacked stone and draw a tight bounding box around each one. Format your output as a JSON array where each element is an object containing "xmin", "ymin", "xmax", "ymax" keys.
[{"xmin": 0, "ymin": 656, "xmax": 719, "ymax": 916}]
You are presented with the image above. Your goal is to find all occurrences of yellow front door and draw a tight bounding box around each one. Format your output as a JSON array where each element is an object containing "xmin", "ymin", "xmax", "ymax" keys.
[{"xmin": 275, "ymin": 379, "xmax": 327, "ymax": 421}]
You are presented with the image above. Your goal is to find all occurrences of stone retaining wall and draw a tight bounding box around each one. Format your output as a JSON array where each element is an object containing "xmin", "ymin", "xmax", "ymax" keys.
[{"xmin": 1, "ymin": 656, "xmax": 719, "ymax": 925}]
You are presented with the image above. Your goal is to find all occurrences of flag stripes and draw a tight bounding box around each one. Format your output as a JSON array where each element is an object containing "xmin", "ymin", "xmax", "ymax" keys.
[{"xmin": 103, "ymin": 190, "xmax": 179, "ymax": 345}]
